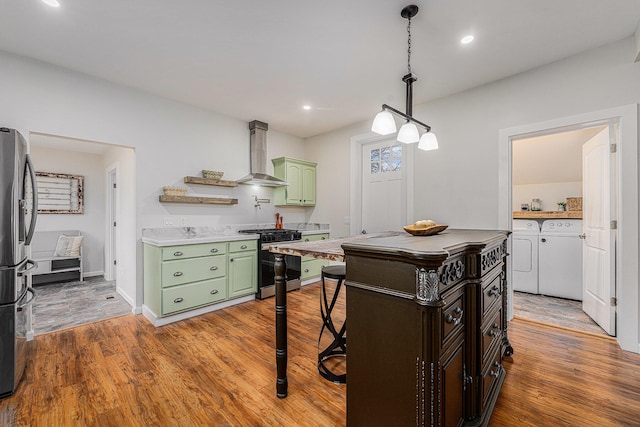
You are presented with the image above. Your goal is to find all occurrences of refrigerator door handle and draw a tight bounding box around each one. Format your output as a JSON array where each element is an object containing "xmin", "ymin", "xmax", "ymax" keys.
[
  {"xmin": 17, "ymin": 287, "xmax": 36, "ymax": 310},
  {"xmin": 25, "ymin": 154, "xmax": 38, "ymax": 246},
  {"xmin": 17, "ymin": 259, "xmax": 38, "ymax": 276}
]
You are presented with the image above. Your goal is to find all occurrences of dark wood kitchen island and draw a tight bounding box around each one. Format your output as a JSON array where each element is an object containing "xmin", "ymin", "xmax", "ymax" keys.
[{"xmin": 267, "ymin": 229, "xmax": 512, "ymax": 427}]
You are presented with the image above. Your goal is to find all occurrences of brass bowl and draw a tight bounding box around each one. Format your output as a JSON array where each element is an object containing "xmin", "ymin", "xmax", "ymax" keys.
[{"xmin": 403, "ymin": 224, "xmax": 448, "ymax": 236}]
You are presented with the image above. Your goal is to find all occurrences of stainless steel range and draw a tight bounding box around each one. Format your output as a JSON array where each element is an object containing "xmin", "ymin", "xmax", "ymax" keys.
[{"xmin": 237, "ymin": 228, "xmax": 302, "ymax": 299}]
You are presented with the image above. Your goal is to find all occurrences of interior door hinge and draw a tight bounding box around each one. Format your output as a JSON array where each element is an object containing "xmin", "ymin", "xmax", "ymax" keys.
[
  {"xmin": 611, "ymin": 297, "xmax": 617, "ymax": 307},
  {"xmin": 113, "ymin": 221, "xmax": 117, "ymax": 227},
  {"xmin": 610, "ymin": 143, "xmax": 617, "ymax": 153},
  {"xmin": 611, "ymin": 220, "xmax": 617, "ymax": 230}
]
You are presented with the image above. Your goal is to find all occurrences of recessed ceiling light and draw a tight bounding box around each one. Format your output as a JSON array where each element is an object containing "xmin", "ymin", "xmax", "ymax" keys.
[
  {"xmin": 303, "ymin": 105, "xmax": 311, "ymax": 110},
  {"xmin": 461, "ymin": 35, "xmax": 474, "ymax": 45},
  {"xmin": 42, "ymin": 0, "xmax": 60, "ymax": 7}
]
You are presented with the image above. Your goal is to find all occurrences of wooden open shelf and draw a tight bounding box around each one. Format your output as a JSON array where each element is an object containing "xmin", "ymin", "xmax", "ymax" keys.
[
  {"xmin": 513, "ymin": 211, "xmax": 582, "ymax": 219},
  {"xmin": 159, "ymin": 195, "xmax": 238, "ymax": 205},
  {"xmin": 183, "ymin": 176, "xmax": 238, "ymax": 187}
]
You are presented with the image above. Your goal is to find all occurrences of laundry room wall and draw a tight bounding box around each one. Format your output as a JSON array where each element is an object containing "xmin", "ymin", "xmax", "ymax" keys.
[{"xmin": 511, "ymin": 126, "xmax": 608, "ymax": 211}]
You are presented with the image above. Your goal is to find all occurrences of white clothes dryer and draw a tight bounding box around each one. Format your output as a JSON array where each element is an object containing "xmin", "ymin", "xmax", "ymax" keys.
[
  {"xmin": 539, "ymin": 220, "xmax": 583, "ymax": 300},
  {"xmin": 512, "ymin": 219, "xmax": 540, "ymax": 294}
]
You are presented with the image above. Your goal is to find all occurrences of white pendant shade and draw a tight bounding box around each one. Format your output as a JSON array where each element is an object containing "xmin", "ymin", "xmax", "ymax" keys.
[
  {"xmin": 418, "ymin": 132, "xmax": 439, "ymax": 151},
  {"xmin": 397, "ymin": 122, "xmax": 420, "ymax": 143},
  {"xmin": 371, "ymin": 110, "xmax": 397, "ymax": 135}
]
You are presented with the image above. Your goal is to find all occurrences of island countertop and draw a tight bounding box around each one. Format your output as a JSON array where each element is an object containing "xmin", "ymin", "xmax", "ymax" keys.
[
  {"xmin": 265, "ymin": 229, "xmax": 509, "ymax": 262},
  {"xmin": 264, "ymin": 231, "xmax": 402, "ymax": 261}
]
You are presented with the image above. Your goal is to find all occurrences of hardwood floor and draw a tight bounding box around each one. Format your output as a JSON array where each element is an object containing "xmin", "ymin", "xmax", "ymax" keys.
[{"xmin": 1, "ymin": 282, "xmax": 638, "ymax": 426}]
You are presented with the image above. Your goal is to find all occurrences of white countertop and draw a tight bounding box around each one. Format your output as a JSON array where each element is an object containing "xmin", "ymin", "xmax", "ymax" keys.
[
  {"xmin": 142, "ymin": 223, "xmax": 330, "ymax": 247},
  {"xmin": 142, "ymin": 227, "xmax": 258, "ymax": 247}
]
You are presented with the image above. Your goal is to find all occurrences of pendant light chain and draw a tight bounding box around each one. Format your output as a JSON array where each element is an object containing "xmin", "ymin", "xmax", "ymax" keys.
[{"xmin": 407, "ymin": 16, "xmax": 412, "ymax": 74}]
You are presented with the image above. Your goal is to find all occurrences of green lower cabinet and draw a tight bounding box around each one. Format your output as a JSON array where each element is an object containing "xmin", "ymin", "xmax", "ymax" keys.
[
  {"xmin": 300, "ymin": 233, "xmax": 330, "ymax": 280},
  {"xmin": 301, "ymin": 258, "xmax": 328, "ymax": 280},
  {"xmin": 228, "ymin": 251, "xmax": 257, "ymax": 298},
  {"xmin": 162, "ymin": 277, "xmax": 227, "ymax": 315},
  {"xmin": 144, "ymin": 238, "xmax": 258, "ymax": 319}
]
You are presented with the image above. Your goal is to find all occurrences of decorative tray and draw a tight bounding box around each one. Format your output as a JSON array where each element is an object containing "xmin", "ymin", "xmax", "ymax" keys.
[{"xmin": 403, "ymin": 224, "xmax": 448, "ymax": 236}]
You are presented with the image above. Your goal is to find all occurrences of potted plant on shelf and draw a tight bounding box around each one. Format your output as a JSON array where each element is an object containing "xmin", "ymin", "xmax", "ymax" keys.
[{"xmin": 557, "ymin": 201, "xmax": 567, "ymax": 211}]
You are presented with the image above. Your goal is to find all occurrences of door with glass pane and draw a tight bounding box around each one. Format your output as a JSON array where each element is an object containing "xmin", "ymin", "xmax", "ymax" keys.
[{"xmin": 361, "ymin": 139, "xmax": 406, "ymax": 234}]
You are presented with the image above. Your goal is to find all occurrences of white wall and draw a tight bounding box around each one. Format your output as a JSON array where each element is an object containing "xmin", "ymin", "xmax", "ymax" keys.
[
  {"xmin": 307, "ymin": 37, "xmax": 639, "ymax": 229},
  {"xmin": 0, "ymin": 50, "xmax": 308, "ymax": 308},
  {"xmin": 29, "ymin": 146, "xmax": 105, "ymax": 276},
  {"xmin": 305, "ymin": 37, "xmax": 640, "ymax": 350},
  {"xmin": 512, "ymin": 182, "xmax": 582, "ymax": 212}
]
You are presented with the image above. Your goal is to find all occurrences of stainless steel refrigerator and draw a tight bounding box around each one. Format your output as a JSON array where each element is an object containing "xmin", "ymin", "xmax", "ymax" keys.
[{"xmin": 0, "ymin": 127, "xmax": 37, "ymax": 398}]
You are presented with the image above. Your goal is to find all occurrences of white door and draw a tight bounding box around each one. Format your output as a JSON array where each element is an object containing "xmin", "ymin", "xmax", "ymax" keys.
[
  {"xmin": 582, "ymin": 127, "xmax": 615, "ymax": 335},
  {"xmin": 361, "ymin": 140, "xmax": 406, "ymax": 234}
]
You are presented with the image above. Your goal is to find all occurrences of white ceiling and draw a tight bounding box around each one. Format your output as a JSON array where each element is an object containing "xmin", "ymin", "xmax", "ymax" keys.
[{"xmin": 2, "ymin": 1, "xmax": 639, "ymax": 138}]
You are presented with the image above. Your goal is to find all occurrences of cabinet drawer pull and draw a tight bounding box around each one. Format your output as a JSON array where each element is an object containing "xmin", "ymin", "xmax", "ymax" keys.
[
  {"xmin": 489, "ymin": 361, "xmax": 502, "ymax": 378},
  {"xmin": 210, "ymin": 248, "xmax": 218, "ymax": 253},
  {"xmin": 240, "ymin": 244, "xmax": 247, "ymax": 249},
  {"xmin": 304, "ymin": 269, "xmax": 309, "ymax": 273},
  {"xmin": 445, "ymin": 307, "xmax": 463, "ymax": 326},
  {"xmin": 174, "ymin": 297, "xmax": 183, "ymax": 303},
  {"xmin": 305, "ymin": 238, "xmax": 310, "ymax": 242},
  {"xmin": 321, "ymin": 237, "xmax": 326, "ymax": 240},
  {"xmin": 488, "ymin": 322, "xmax": 501, "ymax": 337},
  {"xmin": 173, "ymin": 271, "xmax": 183, "ymax": 277},
  {"xmin": 173, "ymin": 251, "xmax": 183, "ymax": 257},
  {"xmin": 210, "ymin": 289, "xmax": 219, "ymax": 295},
  {"xmin": 210, "ymin": 266, "xmax": 218, "ymax": 271},
  {"xmin": 488, "ymin": 285, "xmax": 501, "ymax": 298}
]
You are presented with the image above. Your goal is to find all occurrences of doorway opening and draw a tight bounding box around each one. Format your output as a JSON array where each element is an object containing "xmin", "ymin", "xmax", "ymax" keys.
[
  {"xmin": 27, "ymin": 132, "xmax": 135, "ymax": 335},
  {"xmin": 511, "ymin": 124, "xmax": 614, "ymax": 337}
]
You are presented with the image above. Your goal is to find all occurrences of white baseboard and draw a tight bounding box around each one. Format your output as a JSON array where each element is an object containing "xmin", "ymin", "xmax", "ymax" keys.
[
  {"xmin": 142, "ymin": 294, "xmax": 255, "ymax": 327},
  {"xmin": 83, "ymin": 270, "xmax": 105, "ymax": 278}
]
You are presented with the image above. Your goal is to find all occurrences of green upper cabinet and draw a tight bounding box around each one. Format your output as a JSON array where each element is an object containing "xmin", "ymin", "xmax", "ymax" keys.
[{"xmin": 272, "ymin": 157, "xmax": 317, "ymax": 206}]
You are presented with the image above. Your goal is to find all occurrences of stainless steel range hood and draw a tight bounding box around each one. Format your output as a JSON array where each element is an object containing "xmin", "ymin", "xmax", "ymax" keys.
[{"xmin": 236, "ymin": 120, "xmax": 288, "ymax": 187}]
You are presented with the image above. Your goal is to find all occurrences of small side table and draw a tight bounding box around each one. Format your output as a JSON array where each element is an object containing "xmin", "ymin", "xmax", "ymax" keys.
[{"xmin": 318, "ymin": 264, "xmax": 347, "ymax": 384}]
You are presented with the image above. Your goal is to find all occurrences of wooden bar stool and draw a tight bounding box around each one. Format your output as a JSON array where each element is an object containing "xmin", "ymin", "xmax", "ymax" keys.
[{"xmin": 318, "ymin": 264, "xmax": 347, "ymax": 384}]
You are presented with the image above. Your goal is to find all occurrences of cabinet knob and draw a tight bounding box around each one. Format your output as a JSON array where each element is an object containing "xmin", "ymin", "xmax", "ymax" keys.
[
  {"xmin": 210, "ymin": 266, "xmax": 218, "ymax": 271},
  {"xmin": 240, "ymin": 244, "xmax": 247, "ymax": 249},
  {"xmin": 321, "ymin": 237, "xmax": 326, "ymax": 240},
  {"xmin": 210, "ymin": 248, "xmax": 218, "ymax": 253},
  {"xmin": 173, "ymin": 271, "xmax": 183, "ymax": 277},
  {"xmin": 488, "ymin": 285, "xmax": 501, "ymax": 298},
  {"xmin": 304, "ymin": 269, "xmax": 309, "ymax": 273},
  {"xmin": 174, "ymin": 297, "xmax": 183, "ymax": 303},
  {"xmin": 489, "ymin": 362, "xmax": 502, "ymax": 378},
  {"xmin": 173, "ymin": 251, "xmax": 183, "ymax": 257},
  {"xmin": 210, "ymin": 289, "xmax": 219, "ymax": 295},
  {"xmin": 445, "ymin": 307, "xmax": 464, "ymax": 326}
]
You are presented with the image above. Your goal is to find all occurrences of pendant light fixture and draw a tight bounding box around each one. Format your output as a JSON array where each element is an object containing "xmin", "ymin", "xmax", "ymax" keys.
[{"xmin": 371, "ymin": 4, "xmax": 438, "ymax": 151}]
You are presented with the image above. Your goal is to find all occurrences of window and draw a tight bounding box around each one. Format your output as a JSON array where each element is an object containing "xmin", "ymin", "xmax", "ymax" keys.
[{"xmin": 370, "ymin": 144, "xmax": 402, "ymax": 174}]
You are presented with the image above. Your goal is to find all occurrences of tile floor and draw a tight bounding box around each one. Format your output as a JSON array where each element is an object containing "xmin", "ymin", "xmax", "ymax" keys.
[
  {"xmin": 513, "ymin": 291, "xmax": 609, "ymax": 336},
  {"xmin": 32, "ymin": 276, "xmax": 131, "ymax": 335}
]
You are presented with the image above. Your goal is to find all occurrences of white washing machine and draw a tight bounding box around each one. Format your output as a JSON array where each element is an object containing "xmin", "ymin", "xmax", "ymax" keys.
[
  {"xmin": 512, "ymin": 219, "xmax": 540, "ymax": 294},
  {"xmin": 539, "ymin": 219, "xmax": 583, "ymax": 300}
]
